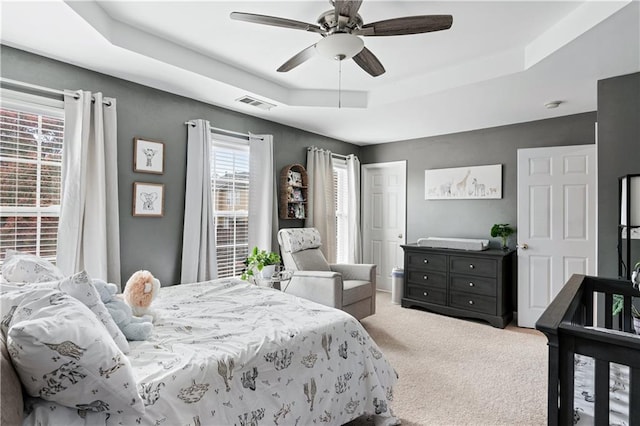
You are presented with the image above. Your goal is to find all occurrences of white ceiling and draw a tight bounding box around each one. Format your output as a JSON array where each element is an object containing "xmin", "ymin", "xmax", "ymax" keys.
[{"xmin": 1, "ymin": 1, "xmax": 639, "ymax": 145}]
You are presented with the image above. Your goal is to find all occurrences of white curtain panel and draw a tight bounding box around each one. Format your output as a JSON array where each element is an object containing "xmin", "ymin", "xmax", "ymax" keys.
[
  {"xmin": 57, "ymin": 91, "xmax": 121, "ymax": 285},
  {"xmin": 181, "ymin": 119, "xmax": 217, "ymax": 283},
  {"xmin": 248, "ymin": 134, "xmax": 275, "ymax": 252},
  {"xmin": 305, "ymin": 147, "xmax": 336, "ymax": 263},
  {"xmin": 346, "ymin": 154, "xmax": 362, "ymax": 263}
]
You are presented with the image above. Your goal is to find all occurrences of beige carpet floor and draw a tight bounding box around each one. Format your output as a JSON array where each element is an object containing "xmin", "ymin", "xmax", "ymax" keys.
[{"xmin": 351, "ymin": 291, "xmax": 548, "ymax": 426}]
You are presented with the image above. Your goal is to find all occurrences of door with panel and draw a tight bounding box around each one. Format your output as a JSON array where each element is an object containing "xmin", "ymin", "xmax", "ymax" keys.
[
  {"xmin": 362, "ymin": 161, "xmax": 407, "ymax": 292},
  {"xmin": 517, "ymin": 144, "xmax": 596, "ymax": 328}
]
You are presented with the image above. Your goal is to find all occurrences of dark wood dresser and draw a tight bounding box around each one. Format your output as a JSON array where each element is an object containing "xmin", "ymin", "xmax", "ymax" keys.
[{"xmin": 401, "ymin": 244, "xmax": 515, "ymax": 328}]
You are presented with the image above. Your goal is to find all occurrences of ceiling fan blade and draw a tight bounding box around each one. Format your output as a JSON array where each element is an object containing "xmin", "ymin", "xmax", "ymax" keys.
[
  {"xmin": 353, "ymin": 47, "xmax": 385, "ymax": 77},
  {"xmin": 355, "ymin": 15, "xmax": 453, "ymax": 36},
  {"xmin": 277, "ymin": 44, "xmax": 318, "ymax": 72},
  {"xmin": 334, "ymin": 0, "xmax": 363, "ymax": 30},
  {"xmin": 334, "ymin": 0, "xmax": 363, "ymax": 19},
  {"xmin": 230, "ymin": 12, "xmax": 323, "ymax": 34}
]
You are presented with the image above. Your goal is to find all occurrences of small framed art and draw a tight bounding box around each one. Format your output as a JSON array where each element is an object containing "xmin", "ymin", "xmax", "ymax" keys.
[
  {"xmin": 133, "ymin": 182, "xmax": 164, "ymax": 217},
  {"xmin": 134, "ymin": 137, "xmax": 164, "ymax": 174}
]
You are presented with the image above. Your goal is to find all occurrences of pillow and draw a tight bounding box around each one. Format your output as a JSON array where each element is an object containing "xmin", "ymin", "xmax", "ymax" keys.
[
  {"xmin": 291, "ymin": 250, "xmax": 331, "ymax": 271},
  {"xmin": 9, "ymin": 271, "xmax": 130, "ymax": 354},
  {"xmin": 58, "ymin": 271, "xmax": 130, "ymax": 354},
  {"xmin": 1, "ymin": 283, "xmax": 41, "ymax": 336},
  {"xmin": 1, "ymin": 250, "xmax": 64, "ymax": 283},
  {"xmin": 6, "ymin": 287, "xmax": 144, "ymax": 415},
  {"xmin": 279, "ymin": 227, "xmax": 323, "ymax": 253},
  {"xmin": 1, "ymin": 331, "xmax": 23, "ymax": 425}
]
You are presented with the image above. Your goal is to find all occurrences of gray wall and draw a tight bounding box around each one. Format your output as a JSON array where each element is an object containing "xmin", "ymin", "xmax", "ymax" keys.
[
  {"xmin": 597, "ymin": 72, "xmax": 640, "ymax": 278},
  {"xmin": 3, "ymin": 45, "xmax": 636, "ymax": 288},
  {"xmin": 0, "ymin": 46, "xmax": 360, "ymax": 286},
  {"xmin": 359, "ymin": 113, "xmax": 597, "ymax": 247}
]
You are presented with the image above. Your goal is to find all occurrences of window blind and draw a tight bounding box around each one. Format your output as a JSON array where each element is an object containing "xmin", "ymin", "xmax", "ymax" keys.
[
  {"xmin": 211, "ymin": 137, "xmax": 250, "ymax": 277},
  {"xmin": 0, "ymin": 99, "xmax": 63, "ymax": 264},
  {"xmin": 333, "ymin": 160, "xmax": 349, "ymax": 264}
]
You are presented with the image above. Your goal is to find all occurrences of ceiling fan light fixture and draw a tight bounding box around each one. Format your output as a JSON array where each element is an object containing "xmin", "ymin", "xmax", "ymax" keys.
[{"xmin": 315, "ymin": 33, "xmax": 364, "ymax": 60}]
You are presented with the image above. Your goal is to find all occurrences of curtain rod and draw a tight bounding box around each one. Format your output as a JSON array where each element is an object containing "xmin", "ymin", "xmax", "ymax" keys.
[
  {"xmin": 0, "ymin": 77, "xmax": 112, "ymax": 106},
  {"xmin": 307, "ymin": 146, "xmax": 349, "ymax": 160},
  {"xmin": 184, "ymin": 121, "xmax": 264, "ymax": 141}
]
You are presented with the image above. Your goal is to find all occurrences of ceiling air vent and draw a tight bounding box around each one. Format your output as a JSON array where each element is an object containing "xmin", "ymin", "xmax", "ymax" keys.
[{"xmin": 235, "ymin": 95, "xmax": 276, "ymax": 111}]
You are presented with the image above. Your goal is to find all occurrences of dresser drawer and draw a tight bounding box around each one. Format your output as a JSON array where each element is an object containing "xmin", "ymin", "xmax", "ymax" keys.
[
  {"xmin": 450, "ymin": 256, "xmax": 497, "ymax": 278},
  {"xmin": 406, "ymin": 270, "xmax": 447, "ymax": 289},
  {"xmin": 407, "ymin": 252, "xmax": 447, "ymax": 272},
  {"xmin": 450, "ymin": 275, "xmax": 497, "ymax": 297},
  {"xmin": 406, "ymin": 285, "xmax": 446, "ymax": 305},
  {"xmin": 449, "ymin": 292, "xmax": 496, "ymax": 315}
]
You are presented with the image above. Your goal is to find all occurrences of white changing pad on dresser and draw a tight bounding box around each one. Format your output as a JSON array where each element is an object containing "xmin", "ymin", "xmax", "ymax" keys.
[{"xmin": 417, "ymin": 237, "xmax": 489, "ymax": 251}]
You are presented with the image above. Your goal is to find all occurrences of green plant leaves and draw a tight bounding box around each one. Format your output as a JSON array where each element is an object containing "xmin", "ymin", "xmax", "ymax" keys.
[{"xmin": 241, "ymin": 246, "xmax": 281, "ymax": 281}]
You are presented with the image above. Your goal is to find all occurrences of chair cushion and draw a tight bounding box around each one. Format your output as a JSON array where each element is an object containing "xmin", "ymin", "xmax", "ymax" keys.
[
  {"xmin": 278, "ymin": 228, "xmax": 322, "ymax": 253},
  {"xmin": 291, "ymin": 250, "xmax": 331, "ymax": 271},
  {"xmin": 342, "ymin": 280, "xmax": 373, "ymax": 306}
]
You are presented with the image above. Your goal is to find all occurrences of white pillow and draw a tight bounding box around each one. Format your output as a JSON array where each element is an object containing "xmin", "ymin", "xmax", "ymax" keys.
[
  {"xmin": 3, "ymin": 271, "xmax": 130, "ymax": 354},
  {"xmin": 6, "ymin": 287, "xmax": 145, "ymax": 415},
  {"xmin": 1, "ymin": 250, "xmax": 64, "ymax": 283},
  {"xmin": 58, "ymin": 271, "xmax": 130, "ymax": 354}
]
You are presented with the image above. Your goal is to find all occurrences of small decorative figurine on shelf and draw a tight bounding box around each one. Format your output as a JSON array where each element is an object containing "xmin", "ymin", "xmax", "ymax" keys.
[{"xmin": 632, "ymin": 261, "xmax": 640, "ymax": 290}]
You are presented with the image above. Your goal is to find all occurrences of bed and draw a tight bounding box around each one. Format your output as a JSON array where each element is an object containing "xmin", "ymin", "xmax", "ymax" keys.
[
  {"xmin": 1, "ymin": 269, "xmax": 398, "ymax": 425},
  {"xmin": 536, "ymin": 274, "xmax": 640, "ymax": 425}
]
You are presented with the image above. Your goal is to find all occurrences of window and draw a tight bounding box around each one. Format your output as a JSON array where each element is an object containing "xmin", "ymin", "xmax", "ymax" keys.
[
  {"xmin": 0, "ymin": 91, "xmax": 64, "ymax": 265},
  {"xmin": 334, "ymin": 159, "xmax": 349, "ymax": 264},
  {"xmin": 210, "ymin": 136, "xmax": 249, "ymax": 277}
]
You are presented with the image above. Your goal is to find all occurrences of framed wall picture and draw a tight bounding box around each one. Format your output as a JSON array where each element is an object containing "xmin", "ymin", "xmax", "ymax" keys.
[
  {"xmin": 425, "ymin": 164, "xmax": 502, "ymax": 200},
  {"xmin": 134, "ymin": 137, "xmax": 164, "ymax": 174},
  {"xmin": 133, "ymin": 182, "xmax": 164, "ymax": 217}
]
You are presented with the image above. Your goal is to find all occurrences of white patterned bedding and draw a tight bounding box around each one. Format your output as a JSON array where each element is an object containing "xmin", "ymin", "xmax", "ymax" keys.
[
  {"xmin": 23, "ymin": 278, "xmax": 398, "ymax": 425},
  {"xmin": 574, "ymin": 354, "xmax": 629, "ymax": 425}
]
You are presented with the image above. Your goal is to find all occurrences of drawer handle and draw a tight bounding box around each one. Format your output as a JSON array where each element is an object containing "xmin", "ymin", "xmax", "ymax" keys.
[
  {"xmin": 469, "ymin": 264, "xmax": 475, "ymax": 269},
  {"xmin": 423, "ymin": 259, "xmax": 429, "ymax": 264},
  {"xmin": 469, "ymin": 282, "xmax": 474, "ymax": 287},
  {"xmin": 468, "ymin": 300, "xmax": 474, "ymax": 305},
  {"xmin": 423, "ymin": 291, "xmax": 428, "ymax": 296},
  {"xmin": 423, "ymin": 275, "xmax": 429, "ymax": 280}
]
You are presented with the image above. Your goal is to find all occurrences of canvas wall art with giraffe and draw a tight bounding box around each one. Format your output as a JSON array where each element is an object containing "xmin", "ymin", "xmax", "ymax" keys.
[{"xmin": 424, "ymin": 164, "xmax": 502, "ymax": 199}]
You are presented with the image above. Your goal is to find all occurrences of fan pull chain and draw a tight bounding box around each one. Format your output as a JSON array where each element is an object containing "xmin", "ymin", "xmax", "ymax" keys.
[{"xmin": 338, "ymin": 58, "xmax": 342, "ymax": 109}]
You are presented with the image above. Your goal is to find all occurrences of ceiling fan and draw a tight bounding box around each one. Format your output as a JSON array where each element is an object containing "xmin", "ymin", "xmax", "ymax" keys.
[{"xmin": 230, "ymin": 0, "xmax": 453, "ymax": 77}]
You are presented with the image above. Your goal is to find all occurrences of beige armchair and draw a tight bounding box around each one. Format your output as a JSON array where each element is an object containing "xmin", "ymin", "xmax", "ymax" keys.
[{"xmin": 277, "ymin": 227, "xmax": 376, "ymax": 320}]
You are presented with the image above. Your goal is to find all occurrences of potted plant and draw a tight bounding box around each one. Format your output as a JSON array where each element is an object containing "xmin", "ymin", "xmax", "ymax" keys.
[
  {"xmin": 612, "ymin": 293, "xmax": 640, "ymax": 334},
  {"xmin": 241, "ymin": 246, "xmax": 281, "ymax": 282},
  {"xmin": 490, "ymin": 224, "xmax": 514, "ymax": 249}
]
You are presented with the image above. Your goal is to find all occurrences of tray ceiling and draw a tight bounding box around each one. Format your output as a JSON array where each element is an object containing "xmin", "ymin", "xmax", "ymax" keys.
[{"xmin": 1, "ymin": 1, "xmax": 638, "ymax": 144}]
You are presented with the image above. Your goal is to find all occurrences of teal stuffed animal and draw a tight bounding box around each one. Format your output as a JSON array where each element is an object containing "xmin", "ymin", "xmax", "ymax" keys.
[{"xmin": 92, "ymin": 279, "xmax": 153, "ymax": 341}]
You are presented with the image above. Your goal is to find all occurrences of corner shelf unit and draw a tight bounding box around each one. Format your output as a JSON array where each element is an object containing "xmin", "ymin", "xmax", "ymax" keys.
[
  {"xmin": 618, "ymin": 174, "xmax": 640, "ymax": 280},
  {"xmin": 279, "ymin": 164, "xmax": 308, "ymax": 220}
]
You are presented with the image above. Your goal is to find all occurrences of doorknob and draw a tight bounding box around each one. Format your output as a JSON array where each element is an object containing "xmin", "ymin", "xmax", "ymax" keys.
[
  {"xmin": 517, "ymin": 243, "xmax": 529, "ymax": 250},
  {"xmin": 398, "ymin": 234, "xmax": 403, "ymax": 239}
]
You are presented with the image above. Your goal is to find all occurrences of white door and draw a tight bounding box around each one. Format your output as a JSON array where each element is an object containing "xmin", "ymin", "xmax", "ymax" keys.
[
  {"xmin": 362, "ymin": 161, "xmax": 407, "ymax": 292},
  {"xmin": 517, "ymin": 144, "xmax": 596, "ymax": 328}
]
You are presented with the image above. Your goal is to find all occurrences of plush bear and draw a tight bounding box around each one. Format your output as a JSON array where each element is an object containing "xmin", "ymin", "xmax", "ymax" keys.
[
  {"xmin": 123, "ymin": 270, "xmax": 160, "ymax": 318},
  {"xmin": 92, "ymin": 279, "xmax": 153, "ymax": 341}
]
